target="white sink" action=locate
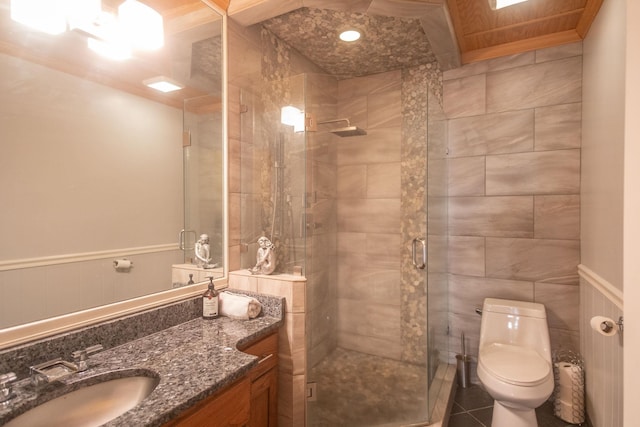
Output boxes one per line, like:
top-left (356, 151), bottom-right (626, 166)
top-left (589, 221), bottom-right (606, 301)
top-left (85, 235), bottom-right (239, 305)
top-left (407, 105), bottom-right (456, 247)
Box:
top-left (5, 374), bottom-right (159, 427)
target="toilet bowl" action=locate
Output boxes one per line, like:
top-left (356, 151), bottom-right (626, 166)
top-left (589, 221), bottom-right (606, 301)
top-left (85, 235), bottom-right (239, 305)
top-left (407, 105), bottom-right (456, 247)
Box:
top-left (477, 298), bottom-right (554, 427)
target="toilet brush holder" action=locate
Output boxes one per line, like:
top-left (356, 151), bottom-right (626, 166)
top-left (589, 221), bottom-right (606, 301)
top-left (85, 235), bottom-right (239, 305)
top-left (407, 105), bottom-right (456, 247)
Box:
top-left (456, 354), bottom-right (471, 388)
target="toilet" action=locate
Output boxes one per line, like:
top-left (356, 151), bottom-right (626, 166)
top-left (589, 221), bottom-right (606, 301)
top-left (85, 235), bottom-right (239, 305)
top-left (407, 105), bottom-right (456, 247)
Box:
top-left (477, 298), bottom-right (554, 427)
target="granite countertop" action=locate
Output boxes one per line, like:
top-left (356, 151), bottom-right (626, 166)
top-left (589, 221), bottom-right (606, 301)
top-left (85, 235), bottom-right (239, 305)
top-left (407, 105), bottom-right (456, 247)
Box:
top-left (0, 314), bottom-right (282, 426)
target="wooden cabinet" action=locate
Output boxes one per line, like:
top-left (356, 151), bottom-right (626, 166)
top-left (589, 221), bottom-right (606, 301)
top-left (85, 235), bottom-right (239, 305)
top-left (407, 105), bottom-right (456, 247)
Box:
top-left (163, 376), bottom-right (251, 427)
top-left (241, 333), bottom-right (279, 427)
top-left (164, 332), bottom-right (278, 427)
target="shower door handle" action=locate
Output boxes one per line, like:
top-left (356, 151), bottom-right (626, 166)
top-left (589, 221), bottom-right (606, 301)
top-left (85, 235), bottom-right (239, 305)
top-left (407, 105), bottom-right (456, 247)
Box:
top-left (412, 237), bottom-right (427, 270)
top-left (179, 229), bottom-right (196, 250)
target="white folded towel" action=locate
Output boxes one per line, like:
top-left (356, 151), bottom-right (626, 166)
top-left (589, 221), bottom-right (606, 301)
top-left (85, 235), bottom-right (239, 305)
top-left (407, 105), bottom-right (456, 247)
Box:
top-left (219, 291), bottom-right (262, 320)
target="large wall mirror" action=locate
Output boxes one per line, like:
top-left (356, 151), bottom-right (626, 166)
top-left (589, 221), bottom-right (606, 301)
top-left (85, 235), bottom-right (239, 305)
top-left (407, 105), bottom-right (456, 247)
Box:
top-left (0, 0), bottom-right (227, 348)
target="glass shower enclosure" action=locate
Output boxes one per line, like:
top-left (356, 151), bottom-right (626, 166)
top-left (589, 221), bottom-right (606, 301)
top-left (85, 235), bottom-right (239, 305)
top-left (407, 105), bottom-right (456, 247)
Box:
top-left (240, 70), bottom-right (448, 426)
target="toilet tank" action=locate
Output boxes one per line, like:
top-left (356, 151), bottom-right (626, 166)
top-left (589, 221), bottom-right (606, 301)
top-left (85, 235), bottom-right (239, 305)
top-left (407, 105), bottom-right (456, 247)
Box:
top-left (479, 298), bottom-right (551, 361)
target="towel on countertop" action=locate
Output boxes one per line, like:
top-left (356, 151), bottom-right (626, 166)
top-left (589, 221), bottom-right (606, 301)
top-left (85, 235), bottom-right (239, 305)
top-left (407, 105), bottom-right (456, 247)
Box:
top-left (219, 291), bottom-right (262, 320)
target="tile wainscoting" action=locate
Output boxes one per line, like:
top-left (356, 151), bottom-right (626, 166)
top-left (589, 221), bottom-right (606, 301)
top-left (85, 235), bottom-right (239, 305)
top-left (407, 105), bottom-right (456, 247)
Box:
top-left (229, 270), bottom-right (306, 427)
top-left (579, 265), bottom-right (623, 427)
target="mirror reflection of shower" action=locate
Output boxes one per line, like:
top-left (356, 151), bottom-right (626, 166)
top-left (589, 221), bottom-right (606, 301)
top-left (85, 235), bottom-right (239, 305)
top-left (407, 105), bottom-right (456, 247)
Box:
top-left (281, 106), bottom-right (368, 137)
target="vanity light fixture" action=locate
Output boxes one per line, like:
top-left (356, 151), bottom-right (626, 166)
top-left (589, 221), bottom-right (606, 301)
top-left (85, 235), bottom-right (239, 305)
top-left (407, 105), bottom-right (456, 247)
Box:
top-left (143, 76), bottom-right (184, 93)
top-left (67, 0), bottom-right (102, 32)
top-left (339, 30), bottom-right (361, 42)
top-left (118, 0), bottom-right (164, 51)
top-left (10, 0), bottom-right (164, 60)
top-left (488, 0), bottom-right (528, 10)
top-left (10, 0), bottom-right (71, 35)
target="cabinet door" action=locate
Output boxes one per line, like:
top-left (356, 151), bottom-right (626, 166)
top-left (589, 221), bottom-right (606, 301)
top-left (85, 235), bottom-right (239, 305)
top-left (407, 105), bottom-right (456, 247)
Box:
top-left (164, 377), bottom-right (251, 427)
top-left (241, 332), bottom-right (278, 427)
top-left (249, 366), bottom-right (278, 427)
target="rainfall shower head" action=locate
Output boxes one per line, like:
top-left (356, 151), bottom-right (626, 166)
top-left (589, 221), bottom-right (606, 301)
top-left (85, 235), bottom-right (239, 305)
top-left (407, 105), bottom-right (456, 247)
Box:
top-left (330, 126), bottom-right (368, 137)
top-left (317, 118), bottom-right (367, 137)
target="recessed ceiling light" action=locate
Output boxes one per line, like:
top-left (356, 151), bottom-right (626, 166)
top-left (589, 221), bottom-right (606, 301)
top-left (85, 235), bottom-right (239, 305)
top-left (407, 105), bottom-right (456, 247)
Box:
top-left (339, 30), bottom-right (361, 42)
top-left (143, 76), bottom-right (184, 93)
top-left (488, 0), bottom-right (528, 10)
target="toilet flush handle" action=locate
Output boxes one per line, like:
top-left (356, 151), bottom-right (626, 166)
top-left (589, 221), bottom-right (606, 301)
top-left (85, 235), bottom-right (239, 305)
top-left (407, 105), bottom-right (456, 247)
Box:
top-left (475, 308), bottom-right (483, 316)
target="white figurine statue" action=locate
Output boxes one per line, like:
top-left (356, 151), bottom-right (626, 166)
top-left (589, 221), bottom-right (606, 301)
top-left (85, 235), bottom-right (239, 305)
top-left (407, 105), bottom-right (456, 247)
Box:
top-left (249, 236), bottom-right (276, 275)
top-left (195, 234), bottom-right (212, 268)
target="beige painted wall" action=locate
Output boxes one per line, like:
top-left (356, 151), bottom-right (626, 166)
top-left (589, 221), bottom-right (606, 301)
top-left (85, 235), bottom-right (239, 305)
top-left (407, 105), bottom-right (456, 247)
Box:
top-left (582, 1), bottom-right (640, 426)
top-left (581, 0), bottom-right (625, 291)
top-left (0, 53), bottom-right (183, 260)
top-left (623, 1), bottom-right (640, 425)
top-left (580, 2), bottom-right (626, 426)
top-left (0, 52), bottom-right (184, 328)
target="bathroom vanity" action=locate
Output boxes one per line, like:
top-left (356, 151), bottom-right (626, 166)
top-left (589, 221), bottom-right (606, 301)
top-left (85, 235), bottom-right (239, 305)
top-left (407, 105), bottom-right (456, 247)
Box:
top-left (0, 292), bottom-right (283, 427)
top-left (164, 332), bottom-right (279, 427)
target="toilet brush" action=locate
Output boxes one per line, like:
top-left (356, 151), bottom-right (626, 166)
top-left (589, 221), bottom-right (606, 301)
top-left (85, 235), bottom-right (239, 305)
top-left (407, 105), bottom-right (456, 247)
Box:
top-left (456, 331), bottom-right (471, 387)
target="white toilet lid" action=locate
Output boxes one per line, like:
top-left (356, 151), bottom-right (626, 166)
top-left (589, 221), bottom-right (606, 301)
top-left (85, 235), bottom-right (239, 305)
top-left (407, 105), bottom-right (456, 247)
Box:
top-left (479, 343), bottom-right (551, 387)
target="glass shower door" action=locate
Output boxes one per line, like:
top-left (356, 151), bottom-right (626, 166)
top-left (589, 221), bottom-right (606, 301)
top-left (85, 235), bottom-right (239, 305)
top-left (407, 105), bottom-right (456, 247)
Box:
top-left (425, 85), bottom-right (449, 419)
top-left (305, 69), bottom-right (449, 426)
top-left (240, 68), bottom-right (449, 426)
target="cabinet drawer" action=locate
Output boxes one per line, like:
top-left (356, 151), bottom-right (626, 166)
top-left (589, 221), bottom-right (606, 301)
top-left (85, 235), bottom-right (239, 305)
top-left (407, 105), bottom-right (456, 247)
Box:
top-left (241, 333), bottom-right (278, 380)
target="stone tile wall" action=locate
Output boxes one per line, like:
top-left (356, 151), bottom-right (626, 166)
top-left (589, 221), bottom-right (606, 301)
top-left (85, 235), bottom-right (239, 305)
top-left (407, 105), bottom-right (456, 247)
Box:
top-left (335, 70), bottom-right (404, 360)
top-left (443, 43), bottom-right (583, 380)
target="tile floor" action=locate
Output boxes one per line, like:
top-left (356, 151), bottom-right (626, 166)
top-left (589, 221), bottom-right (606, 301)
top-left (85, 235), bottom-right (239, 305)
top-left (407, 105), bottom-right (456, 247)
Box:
top-left (307, 348), bottom-right (430, 426)
top-left (449, 384), bottom-right (590, 427)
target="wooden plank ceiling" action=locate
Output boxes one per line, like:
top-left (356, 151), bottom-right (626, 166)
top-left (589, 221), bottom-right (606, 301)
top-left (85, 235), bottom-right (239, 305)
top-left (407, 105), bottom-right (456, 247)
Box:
top-left (1, 0), bottom-right (604, 105)
top-left (446, 0), bottom-right (603, 64)
top-left (224, 0), bottom-right (603, 65)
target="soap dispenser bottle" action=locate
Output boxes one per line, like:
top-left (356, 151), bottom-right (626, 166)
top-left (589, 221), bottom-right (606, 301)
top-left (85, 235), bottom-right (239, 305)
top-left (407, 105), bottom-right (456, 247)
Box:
top-left (202, 276), bottom-right (219, 319)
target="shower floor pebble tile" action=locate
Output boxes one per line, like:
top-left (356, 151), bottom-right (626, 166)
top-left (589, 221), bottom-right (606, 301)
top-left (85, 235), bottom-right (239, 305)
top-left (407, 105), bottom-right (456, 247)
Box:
top-left (449, 384), bottom-right (591, 427)
top-left (307, 348), bottom-right (430, 426)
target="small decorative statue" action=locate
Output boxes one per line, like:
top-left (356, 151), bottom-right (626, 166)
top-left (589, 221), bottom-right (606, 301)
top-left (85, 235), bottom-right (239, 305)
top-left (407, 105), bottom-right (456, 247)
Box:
top-left (195, 233), bottom-right (213, 268)
top-left (249, 236), bottom-right (276, 275)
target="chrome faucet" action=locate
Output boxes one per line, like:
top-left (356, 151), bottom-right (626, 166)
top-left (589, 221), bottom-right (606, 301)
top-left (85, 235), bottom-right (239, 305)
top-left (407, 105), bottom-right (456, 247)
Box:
top-left (0, 372), bottom-right (17, 404)
top-left (30, 344), bottom-right (104, 386)
top-left (71, 344), bottom-right (104, 372)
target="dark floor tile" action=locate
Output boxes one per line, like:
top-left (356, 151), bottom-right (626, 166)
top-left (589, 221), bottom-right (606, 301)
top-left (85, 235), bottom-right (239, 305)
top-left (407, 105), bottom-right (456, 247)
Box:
top-left (448, 412), bottom-right (485, 427)
top-left (450, 402), bottom-right (466, 415)
top-left (454, 385), bottom-right (494, 411)
top-left (450, 385), bottom-right (592, 427)
top-left (536, 400), bottom-right (590, 427)
top-left (468, 407), bottom-right (493, 426)
top-left (449, 384), bottom-right (590, 427)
